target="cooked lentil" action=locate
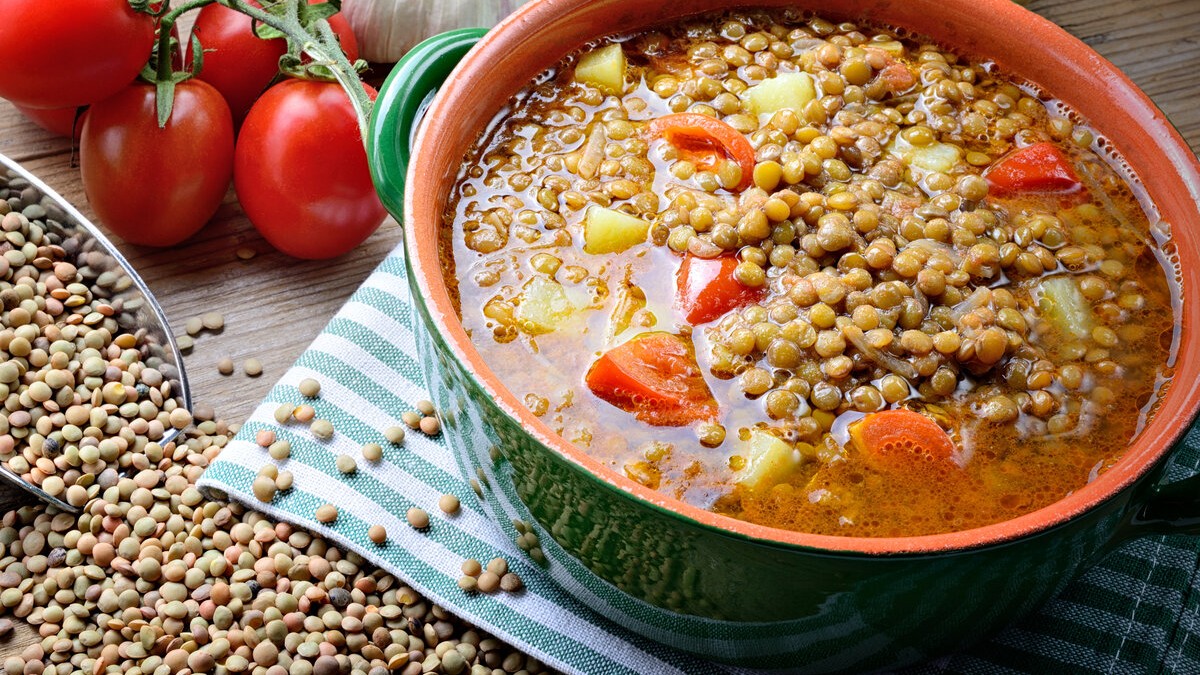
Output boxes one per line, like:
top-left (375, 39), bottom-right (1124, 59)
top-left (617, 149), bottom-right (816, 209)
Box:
top-left (443, 10), bottom-right (1178, 537)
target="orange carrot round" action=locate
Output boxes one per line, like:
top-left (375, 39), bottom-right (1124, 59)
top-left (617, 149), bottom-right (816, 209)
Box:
top-left (848, 409), bottom-right (955, 462)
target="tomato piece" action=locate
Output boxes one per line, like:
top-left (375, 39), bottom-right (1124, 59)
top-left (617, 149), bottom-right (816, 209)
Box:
top-left (234, 79), bottom-right (386, 259)
top-left (676, 254), bottom-right (765, 325)
top-left (80, 81), bottom-right (235, 247)
top-left (188, 0), bottom-right (359, 125)
top-left (646, 113), bottom-right (756, 191)
top-left (866, 48), bottom-right (915, 94)
top-left (0, 0), bottom-right (156, 108)
top-left (984, 142), bottom-right (1083, 195)
top-left (848, 409), bottom-right (956, 463)
top-left (14, 104), bottom-right (86, 141)
top-left (585, 332), bottom-right (717, 426)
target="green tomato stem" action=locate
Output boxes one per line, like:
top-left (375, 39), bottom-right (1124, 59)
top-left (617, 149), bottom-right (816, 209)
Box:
top-left (215, 0), bottom-right (374, 138)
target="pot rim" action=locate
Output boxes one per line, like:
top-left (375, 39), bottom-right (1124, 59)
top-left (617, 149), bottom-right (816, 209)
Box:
top-left (401, 0), bottom-right (1200, 555)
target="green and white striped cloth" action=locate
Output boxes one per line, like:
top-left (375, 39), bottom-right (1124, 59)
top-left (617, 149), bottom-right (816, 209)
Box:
top-left (197, 244), bottom-right (1200, 674)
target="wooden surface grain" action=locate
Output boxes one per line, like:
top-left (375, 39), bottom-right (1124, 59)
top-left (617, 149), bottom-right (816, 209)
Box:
top-left (0, 0), bottom-right (1196, 659)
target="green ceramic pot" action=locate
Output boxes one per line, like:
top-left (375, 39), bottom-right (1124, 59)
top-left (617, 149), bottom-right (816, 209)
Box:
top-left (365, 1), bottom-right (1200, 671)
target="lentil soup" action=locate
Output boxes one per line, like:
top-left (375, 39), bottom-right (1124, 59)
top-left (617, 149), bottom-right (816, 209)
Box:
top-left (441, 10), bottom-right (1178, 537)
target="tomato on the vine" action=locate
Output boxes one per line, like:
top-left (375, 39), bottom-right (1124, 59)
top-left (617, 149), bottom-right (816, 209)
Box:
top-left (0, 0), bottom-right (156, 108)
top-left (234, 78), bottom-right (385, 259)
top-left (80, 80), bottom-right (235, 247)
top-left (187, 0), bottom-right (359, 125)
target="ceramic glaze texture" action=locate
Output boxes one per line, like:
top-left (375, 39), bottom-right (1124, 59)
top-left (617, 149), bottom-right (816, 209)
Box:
top-left (366, 0), bottom-right (1200, 670)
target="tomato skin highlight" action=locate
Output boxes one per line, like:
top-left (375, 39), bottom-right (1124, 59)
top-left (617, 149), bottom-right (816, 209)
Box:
top-left (985, 142), bottom-right (1082, 195)
top-left (646, 113), bottom-right (756, 191)
top-left (0, 0), bottom-right (156, 108)
top-left (676, 254), bottom-right (765, 325)
top-left (80, 81), bottom-right (235, 247)
top-left (585, 332), bottom-right (717, 426)
top-left (234, 79), bottom-right (386, 260)
top-left (188, 1), bottom-right (359, 125)
top-left (848, 409), bottom-right (956, 463)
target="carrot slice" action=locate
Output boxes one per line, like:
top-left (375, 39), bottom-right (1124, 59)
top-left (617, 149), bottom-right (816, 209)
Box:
top-left (984, 142), bottom-right (1083, 195)
top-left (646, 113), bottom-right (756, 191)
top-left (676, 254), bottom-right (765, 325)
top-left (585, 332), bottom-right (717, 426)
top-left (848, 409), bottom-right (956, 462)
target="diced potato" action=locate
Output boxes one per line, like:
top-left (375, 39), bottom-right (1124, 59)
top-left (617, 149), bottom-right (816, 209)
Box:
top-left (887, 135), bottom-right (962, 174)
top-left (735, 430), bottom-right (802, 492)
top-left (515, 277), bottom-right (575, 334)
top-left (1038, 275), bottom-right (1094, 340)
top-left (744, 72), bottom-right (815, 115)
top-left (583, 206), bottom-right (649, 255)
top-left (908, 143), bottom-right (962, 173)
top-left (870, 40), bottom-right (905, 57)
top-left (575, 43), bottom-right (627, 94)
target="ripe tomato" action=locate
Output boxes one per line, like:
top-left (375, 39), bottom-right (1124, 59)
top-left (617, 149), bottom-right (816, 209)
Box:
top-left (234, 78), bottom-right (385, 259)
top-left (13, 104), bottom-right (87, 140)
top-left (188, 1), bottom-right (359, 125)
top-left (80, 80), bottom-right (235, 247)
top-left (0, 0), bottom-right (156, 108)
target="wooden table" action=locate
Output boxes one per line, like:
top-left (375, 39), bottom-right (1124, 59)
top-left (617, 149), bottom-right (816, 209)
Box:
top-left (0, 0), bottom-right (1196, 659)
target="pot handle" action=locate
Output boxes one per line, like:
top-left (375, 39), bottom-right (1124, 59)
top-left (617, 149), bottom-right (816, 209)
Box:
top-left (1121, 472), bottom-right (1200, 537)
top-left (367, 28), bottom-right (489, 218)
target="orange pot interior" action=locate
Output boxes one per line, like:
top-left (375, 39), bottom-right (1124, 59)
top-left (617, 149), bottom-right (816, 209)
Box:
top-left (404, 0), bottom-right (1200, 554)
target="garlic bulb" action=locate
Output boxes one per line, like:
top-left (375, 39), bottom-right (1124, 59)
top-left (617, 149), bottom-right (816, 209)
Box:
top-left (341, 0), bottom-right (528, 64)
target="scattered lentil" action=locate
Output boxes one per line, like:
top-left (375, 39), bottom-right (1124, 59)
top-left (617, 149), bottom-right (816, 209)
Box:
top-left (244, 357), bottom-right (263, 377)
top-left (294, 404), bottom-right (316, 423)
top-left (252, 475), bottom-right (277, 502)
top-left (176, 334), bottom-right (194, 351)
top-left (298, 377), bottom-right (322, 397)
top-left (272, 403), bottom-right (293, 424)
top-left (315, 503), bottom-right (339, 523)
top-left (217, 357), bottom-right (235, 375)
top-left (310, 418), bottom-right (334, 440)
top-left (500, 573), bottom-right (525, 592)
top-left (255, 429), bottom-right (276, 447)
top-left (335, 453), bottom-right (357, 474)
top-left (420, 415), bottom-right (442, 436)
top-left (235, 246), bottom-right (257, 260)
top-left (268, 439), bottom-right (291, 460)
top-left (439, 493), bottom-right (461, 514)
top-left (401, 411), bottom-right (421, 429)
top-left (384, 426), bottom-right (406, 444)
top-left (368, 524), bottom-right (387, 545)
top-left (361, 442), bottom-right (383, 462)
top-left (407, 507), bottom-right (430, 530)
top-left (476, 571), bottom-right (501, 594)
top-left (417, 399), bottom-right (436, 415)
top-left (201, 311), bottom-right (225, 331)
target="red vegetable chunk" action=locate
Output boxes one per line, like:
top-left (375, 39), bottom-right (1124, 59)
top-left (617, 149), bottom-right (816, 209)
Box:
top-left (646, 113), bottom-right (756, 191)
top-left (849, 409), bottom-right (956, 463)
top-left (985, 142), bottom-right (1082, 195)
top-left (676, 254), bottom-right (765, 325)
top-left (585, 332), bottom-right (717, 426)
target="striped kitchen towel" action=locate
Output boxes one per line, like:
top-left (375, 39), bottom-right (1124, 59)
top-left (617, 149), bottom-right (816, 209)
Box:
top-left (198, 243), bottom-right (1200, 674)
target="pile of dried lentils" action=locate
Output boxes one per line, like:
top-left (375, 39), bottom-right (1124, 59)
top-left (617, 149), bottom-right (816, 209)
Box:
top-left (0, 171), bottom-right (550, 675)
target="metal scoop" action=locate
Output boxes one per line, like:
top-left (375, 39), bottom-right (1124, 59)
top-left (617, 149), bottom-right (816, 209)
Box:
top-left (0, 152), bottom-right (191, 514)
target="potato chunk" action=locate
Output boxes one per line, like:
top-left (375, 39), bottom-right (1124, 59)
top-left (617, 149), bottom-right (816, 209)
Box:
top-left (744, 72), bottom-right (815, 115)
top-left (516, 277), bottom-right (575, 334)
top-left (1038, 275), bottom-right (1095, 340)
top-left (575, 43), bottom-right (626, 94)
top-left (583, 206), bottom-right (649, 255)
top-left (736, 431), bottom-right (802, 492)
